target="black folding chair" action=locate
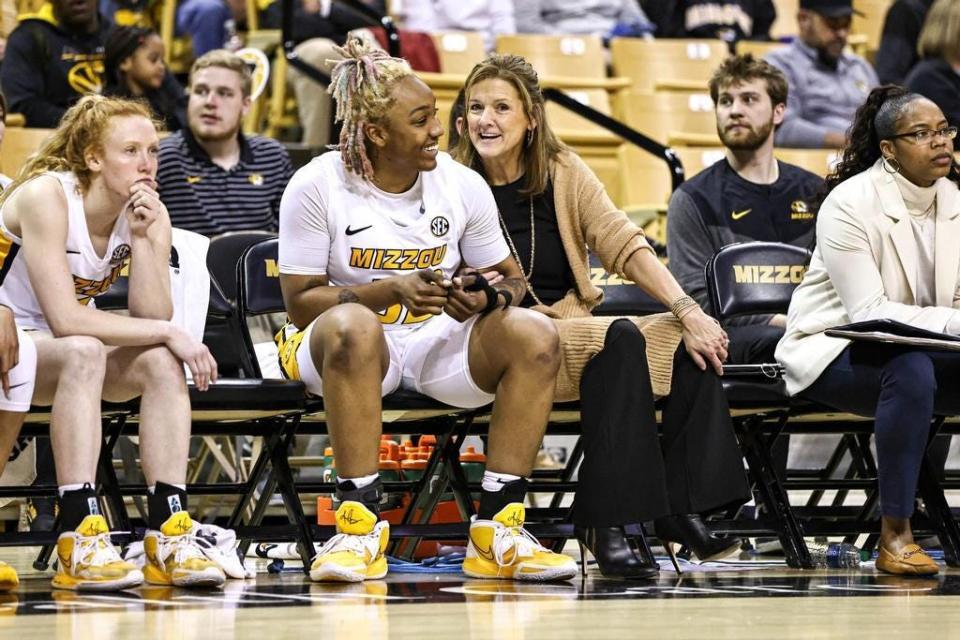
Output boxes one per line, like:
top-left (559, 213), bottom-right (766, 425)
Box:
top-left (705, 241), bottom-right (815, 567)
top-left (236, 238), bottom-right (489, 564)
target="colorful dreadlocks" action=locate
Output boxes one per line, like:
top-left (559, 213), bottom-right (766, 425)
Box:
top-left (327, 37), bottom-right (413, 180)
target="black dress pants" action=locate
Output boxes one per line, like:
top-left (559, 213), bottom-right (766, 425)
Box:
top-left (572, 320), bottom-right (751, 526)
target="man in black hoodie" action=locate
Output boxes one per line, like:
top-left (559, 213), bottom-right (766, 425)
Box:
top-left (1, 0), bottom-right (110, 127)
top-left (640, 0), bottom-right (776, 42)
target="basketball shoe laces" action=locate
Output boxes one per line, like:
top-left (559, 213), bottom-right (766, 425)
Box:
top-left (153, 528), bottom-right (207, 566)
top-left (490, 525), bottom-right (547, 568)
top-left (72, 530), bottom-right (126, 569)
top-left (314, 528), bottom-right (378, 562)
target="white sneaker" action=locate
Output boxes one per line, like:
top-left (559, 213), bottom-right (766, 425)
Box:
top-left (309, 501), bottom-right (389, 583)
top-left (143, 512), bottom-right (226, 588)
top-left (53, 515), bottom-right (144, 591)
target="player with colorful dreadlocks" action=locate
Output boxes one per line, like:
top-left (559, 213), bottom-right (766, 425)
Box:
top-left (276, 38), bottom-right (577, 583)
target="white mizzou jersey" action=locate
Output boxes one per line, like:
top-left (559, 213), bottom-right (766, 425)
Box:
top-left (279, 151), bottom-right (509, 332)
top-left (0, 171), bottom-right (132, 331)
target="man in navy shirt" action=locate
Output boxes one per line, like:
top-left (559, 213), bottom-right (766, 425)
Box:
top-left (668, 54), bottom-right (823, 364)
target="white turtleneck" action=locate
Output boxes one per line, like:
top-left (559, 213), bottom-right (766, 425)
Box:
top-left (892, 169), bottom-right (937, 308)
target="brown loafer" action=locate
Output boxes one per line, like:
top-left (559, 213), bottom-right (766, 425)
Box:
top-left (875, 544), bottom-right (939, 576)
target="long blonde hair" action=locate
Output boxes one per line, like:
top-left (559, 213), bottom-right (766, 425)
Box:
top-left (328, 37), bottom-right (413, 180)
top-left (451, 54), bottom-right (565, 197)
top-left (0, 95), bottom-right (158, 205)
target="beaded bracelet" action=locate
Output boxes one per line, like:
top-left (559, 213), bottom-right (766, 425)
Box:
top-left (670, 295), bottom-right (699, 320)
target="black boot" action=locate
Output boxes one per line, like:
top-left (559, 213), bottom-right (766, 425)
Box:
top-left (654, 514), bottom-right (741, 561)
top-left (575, 525), bottom-right (659, 579)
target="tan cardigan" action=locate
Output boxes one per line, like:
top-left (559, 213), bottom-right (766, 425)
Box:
top-left (528, 150), bottom-right (683, 401)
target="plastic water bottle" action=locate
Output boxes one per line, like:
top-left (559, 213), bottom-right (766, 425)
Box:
top-left (810, 542), bottom-right (862, 568)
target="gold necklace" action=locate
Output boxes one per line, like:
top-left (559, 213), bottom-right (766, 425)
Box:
top-left (497, 196), bottom-right (545, 307)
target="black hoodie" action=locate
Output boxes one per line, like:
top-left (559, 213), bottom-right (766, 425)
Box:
top-left (641, 0), bottom-right (775, 42)
top-left (1, 9), bottom-right (111, 127)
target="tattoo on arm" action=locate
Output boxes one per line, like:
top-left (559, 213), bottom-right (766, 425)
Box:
top-left (494, 277), bottom-right (525, 306)
top-left (337, 289), bottom-right (360, 305)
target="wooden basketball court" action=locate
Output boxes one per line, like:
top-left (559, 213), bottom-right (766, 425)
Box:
top-left (1, 545), bottom-right (957, 639)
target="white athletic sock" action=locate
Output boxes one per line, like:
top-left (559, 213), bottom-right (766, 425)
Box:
top-left (482, 470), bottom-right (522, 492)
top-left (58, 483), bottom-right (86, 497)
top-left (337, 472), bottom-right (379, 490)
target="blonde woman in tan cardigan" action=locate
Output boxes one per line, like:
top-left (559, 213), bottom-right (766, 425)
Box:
top-left (451, 54), bottom-right (751, 578)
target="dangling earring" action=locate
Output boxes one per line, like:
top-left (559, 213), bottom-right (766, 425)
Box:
top-left (883, 156), bottom-right (901, 174)
top-left (526, 128), bottom-right (534, 147)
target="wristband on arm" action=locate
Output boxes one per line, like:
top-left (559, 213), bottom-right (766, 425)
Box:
top-left (463, 272), bottom-right (512, 313)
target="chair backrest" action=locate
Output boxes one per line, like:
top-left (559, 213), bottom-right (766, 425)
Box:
top-left (431, 31), bottom-right (487, 74)
top-left (620, 91), bottom-right (719, 146)
top-left (0, 128), bottom-right (54, 177)
top-left (610, 38), bottom-right (729, 93)
top-left (705, 241), bottom-right (812, 321)
top-left (774, 148), bottom-right (840, 178)
top-left (769, 0), bottom-right (800, 38)
top-left (495, 34), bottom-right (607, 79)
top-left (208, 230), bottom-right (277, 303)
top-left (546, 88), bottom-right (615, 136)
top-left (238, 237), bottom-right (283, 317)
top-left (735, 40), bottom-right (787, 59)
top-left (619, 145), bottom-right (726, 210)
top-left (588, 253), bottom-right (667, 316)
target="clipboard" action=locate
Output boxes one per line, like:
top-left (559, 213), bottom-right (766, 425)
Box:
top-left (825, 319), bottom-right (960, 351)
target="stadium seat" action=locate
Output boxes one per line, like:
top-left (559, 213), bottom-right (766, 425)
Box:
top-left (430, 31), bottom-right (487, 74)
top-left (769, 0), bottom-right (800, 39)
top-left (0, 128), bottom-right (54, 178)
top-left (610, 38), bottom-right (730, 94)
top-left (495, 34), bottom-right (608, 80)
top-left (774, 148), bottom-right (840, 178)
top-left (735, 40), bottom-right (788, 58)
top-left (620, 91), bottom-right (720, 147)
top-left (619, 145), bottom-right (726, 211)
top-left (159, 0), bottom-right (194, 74)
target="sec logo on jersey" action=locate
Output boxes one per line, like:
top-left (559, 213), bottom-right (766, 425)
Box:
top-left (430, 216), bottom-right (449, 238)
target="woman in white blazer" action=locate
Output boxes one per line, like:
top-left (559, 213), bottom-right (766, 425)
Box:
top-left (776, 86), bottom-right (960, 576)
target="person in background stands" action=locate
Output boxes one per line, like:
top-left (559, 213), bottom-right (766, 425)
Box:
top-left (874, 0), bottom-right (933, 85)
top-left (1, 0), bottom-right (110, 127)
top-left (104, 25), bottom-right (187, 132)
top-left (905, 0), bottom-right (960, 128)
top-left (400, 0), bottom-right (514, 51)
top-left (157, 50), bottom-right (292, 235)
top-left (765, 0), bottom-right (878, 148)
top-left (514, 0), bottom-right (655, 41)
top-left (668, 54), bottom-right (823, 365)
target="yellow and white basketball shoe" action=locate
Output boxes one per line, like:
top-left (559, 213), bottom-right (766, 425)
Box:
top-left (464, 503), bottom-right (578, 581)
top-left (309, 501), bottom-right (389, 582)
top-left (143, 512), bottom-right (226, 588)
top-left (0, 562), bottom-right (18, 591)
top-left (53, 515), bottom-right (144, 591)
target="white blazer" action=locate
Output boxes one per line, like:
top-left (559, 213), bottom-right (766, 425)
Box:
top-left (776, 159), bottom-right (960, 395)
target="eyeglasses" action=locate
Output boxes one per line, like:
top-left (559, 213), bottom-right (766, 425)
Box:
top-left (888, 126), bottom-right (958, 145)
